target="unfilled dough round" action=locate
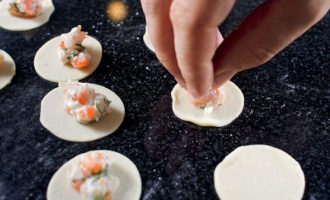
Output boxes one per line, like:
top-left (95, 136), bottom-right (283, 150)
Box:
top-left (34, 36), bottom-right (102, 82)
top-left (214, 145), bottom-right (305, 200)
top-left (40, 83), bottom-right (125, 142)
top-left (0, 49), bottom-right (15, 89)
top-left (0, 0), bottom-right (55, 31)
top-left (143, 26), bottom-right (155, 53)
top-left (171, 81), bottom-right (244, 127)
top-left (47, 150), bottom-right (142, 200)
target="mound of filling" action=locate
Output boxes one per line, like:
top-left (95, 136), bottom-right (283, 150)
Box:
top-left (8, 0), bottom-right (41, 18)
top-left (188, 88), bottom-right (225, 113)
top-left (58, 25), bottom-right (91, 69)
top-left (68, 152), bottom-right (119, 200)
top-left (59, 81), bottom-right (111, 124)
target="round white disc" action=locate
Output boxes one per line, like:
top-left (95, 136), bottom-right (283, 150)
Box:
top-left (40, 83), bottom-right (125, 142)
top-left (171, 81), bottom-right (244, 127)
top-left (143, 27), bottom-right (155, 53)
top-left (34, 36), bottom-right (102, 82)
top-left (47, 150), bottom-right (142, 200)
top-left (0, 49), bottom-right (15, 89)
top-left (214, 145), bottom-right (305, 200)
top-left (0, 0), bottom-right (55, 31)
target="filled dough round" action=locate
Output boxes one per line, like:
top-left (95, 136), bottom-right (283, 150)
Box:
top-left (143, 26), bottom-right (155, 53)
top-left (214, 145), bottom-right (305, 200)
top-left (40, 83), bottom-right (125, 142)
top-left (47, 150), bottom-right (142, 200)
top-left (34, 36), bottom-right (102, 82)
top-left (0, 49), bottom-right (15, 89)
top-left (171, 81), bottom-right (244, 127)
top-left (0, 0), bottom-right (55, 31)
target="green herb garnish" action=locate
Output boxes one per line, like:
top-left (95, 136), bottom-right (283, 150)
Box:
top-left (11, 2), bottom-right (25, 14)
top-left (69, 50), bottom-right (78, 61)
top-left (94, 195), bottom-right (104, 200)
top-left (91, 164), bottom-right (109, 183)
top-left (76, 44), bottom-right (85, 52)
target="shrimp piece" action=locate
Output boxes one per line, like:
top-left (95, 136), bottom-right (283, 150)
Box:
top-left (9, 0), bottom-right (41, 18)
top-left (71, 52), bottom-right (91, 69)
top-left (188, 88), bottom-right (225, 108)
top-left (61, 25), bottom-right (87, 50)
top-left (79, 152), bottom-right (105, 177)
top-left (59, 41), bottom-right (66, 50)
top-left (76, 106), bottom-right (97, 122)
top-left (73, 91), bottom-right (87, 105)
top-left (72, 179), bottom-right (83, 191)
top-left (59, 26), bottom-right (91, 68)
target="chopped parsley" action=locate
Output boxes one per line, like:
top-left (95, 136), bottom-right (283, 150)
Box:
top-left (76, 44), bottom-right (85, 52)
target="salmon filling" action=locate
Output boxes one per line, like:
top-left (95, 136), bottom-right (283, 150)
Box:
top-left (59, 81), bottom-right (111, 124)
top-left (58, 25), bottom-right (91, 69)
top-left (188, 88), bottom-right (225, 113)
top-left (68, 152), bottom-right (119, 200)
top-left (8, 0), bottom-right (41, 18)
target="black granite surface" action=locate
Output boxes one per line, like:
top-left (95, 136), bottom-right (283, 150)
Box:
top-left (0, 0), bottom-right (329, 199)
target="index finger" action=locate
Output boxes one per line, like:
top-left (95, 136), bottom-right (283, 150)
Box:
top-left (170, 0), bottom-right (235, 97)
top-left (141, 0), bottom-right (186, 88)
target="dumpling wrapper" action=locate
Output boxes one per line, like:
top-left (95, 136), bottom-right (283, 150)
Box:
top-left (0, 0), bottom-right (55, 31)
top-left (171, 81), bottom-right (244, 127)
top-left (214, 145), bottom-right (305, 200)
top-left (34, 36), bottom-right (102, 82)
top-left (47, 150), bottom-right (142, 200)
top-left (0, 49), bottom-right (15, 89)
top-left (40, 83), bottom-right (125, 142)
top-left (143, 26), bottom-right (155, 53)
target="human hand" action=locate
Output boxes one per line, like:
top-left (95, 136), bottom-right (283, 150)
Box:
top-left (141, 0), bottom-right (329, 97)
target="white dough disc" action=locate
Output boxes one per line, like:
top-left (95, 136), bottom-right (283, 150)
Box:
top-left (0, 0), bottom-right (55, 31)
top-left (40, 83), bottom-right (125, 142)
top-left (34, 36), bottom-right (102, 82)
top-left (143, 26), bottom-right (155, 53)
top-left (0, 49), bottom-right (15, 89)
top-left (171, 81), bottom-right (244, 127)
top-left (214, 145), bottom-right (305, 200)
top-left (47, 150), bottom-right (142, 200)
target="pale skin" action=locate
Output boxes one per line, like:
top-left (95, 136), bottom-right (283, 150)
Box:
top-left (141, 0), bottom-right (330, 98)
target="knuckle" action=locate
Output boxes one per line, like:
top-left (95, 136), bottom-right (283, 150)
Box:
top-left (246, 45), bottom-right (276, 66)
top-left (170, 1), bottom-right (198, 29)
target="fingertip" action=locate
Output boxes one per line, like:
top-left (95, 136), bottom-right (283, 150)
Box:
top-left (188, 80), bottom-right (213, 98)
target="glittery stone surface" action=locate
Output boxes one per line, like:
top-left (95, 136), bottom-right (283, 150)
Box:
top-left (0, 0), bottom-right (329, 199)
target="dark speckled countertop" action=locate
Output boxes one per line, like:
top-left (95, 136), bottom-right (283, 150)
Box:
top-left (0, 0), bottom-right (329, 199)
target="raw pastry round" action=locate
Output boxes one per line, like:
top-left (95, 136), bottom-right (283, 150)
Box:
top-left (0, 49), bottom-right (15, 89)
top-left (171, 81), bottom-right (244, 127)
top-left (34, 36), bottom-right (102, 82)
top-left (143, 26), bottom-right (155, 53)
top-left (40, 83), bottom-right (125, 142)
top-left (214, 145), bottom-right (305, 200)
top-left (47, 150), bottom-right (142, 200)
top-left (0, 0), bottom-right (55, 31)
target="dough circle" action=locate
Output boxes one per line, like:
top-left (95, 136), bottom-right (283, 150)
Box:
top-left (34, 36), bottom-right (102, 82)
top-left (0, 49), bottom-right (16, 89)
top-left (171, 81), bottom-right (244, 127)
top-left (143, 26), bottom-right (155, 53)
top-left (0, 0), bottom-right (55, 31)
top-left (47, 150), bottom-right (142, 200)
top-left (214, 145), bottom-right (305, 200)
top-left (40, 83), bottom-right (125, 142)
